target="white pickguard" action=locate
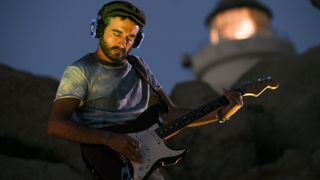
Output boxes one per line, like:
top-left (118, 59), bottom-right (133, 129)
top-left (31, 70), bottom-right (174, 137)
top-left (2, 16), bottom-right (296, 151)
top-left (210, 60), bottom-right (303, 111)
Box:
top-left (128, 124), bottom-right (185, 180)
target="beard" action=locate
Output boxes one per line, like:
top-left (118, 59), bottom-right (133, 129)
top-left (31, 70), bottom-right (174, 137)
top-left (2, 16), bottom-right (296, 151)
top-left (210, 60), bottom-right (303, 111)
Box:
top-left (99, 39), bottom-right (128, 63)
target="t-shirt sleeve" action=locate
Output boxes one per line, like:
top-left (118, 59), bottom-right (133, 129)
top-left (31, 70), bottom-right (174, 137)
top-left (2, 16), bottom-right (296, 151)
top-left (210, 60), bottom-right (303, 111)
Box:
top-left (54, 65), bottom-right (88, 104)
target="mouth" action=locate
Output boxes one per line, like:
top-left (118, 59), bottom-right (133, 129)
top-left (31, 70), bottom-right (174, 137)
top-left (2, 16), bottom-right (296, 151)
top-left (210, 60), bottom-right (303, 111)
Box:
top-left (111, 48), bottom-right (125, 56)
top-left (112, 47), bottom-right (124, 52)
top-left (113, 49), bottom-right (121, 53)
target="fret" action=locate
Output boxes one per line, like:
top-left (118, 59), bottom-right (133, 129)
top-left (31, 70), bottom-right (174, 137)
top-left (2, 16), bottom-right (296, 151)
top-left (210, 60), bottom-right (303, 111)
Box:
top-left (181, 115), bottom-right (189, 123)
top-left (161, 127), bottom-right (175, 138)
top-left (188, 111), bottom-right (197, 120)
top-left (202, 104), bottom-right (211, 113)
top-left (197, 107), bottom-right (206, 117)
top-left (178, 118), bottom-right (187, 127)
top-left (217, 97), bottom-right (226, 106)
top-left (170, 121), bottom-right (183, 130)
top-left (197, 109), bottom-right (205, 118)
top-left (207, 102), bottom-right (217, 110)
top-left (175, 121), bottom-right (185, 130)
top-left (212, 101), bottom-right (220, 108)
top-left (185, 113), bottom-right (195, 122)
top-left (199, 105), bottom-right (208, 114)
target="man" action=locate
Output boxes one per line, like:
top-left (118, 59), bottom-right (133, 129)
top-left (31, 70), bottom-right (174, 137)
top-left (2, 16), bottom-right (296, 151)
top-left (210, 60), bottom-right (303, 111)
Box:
top-left (47, 1), bottom-right (243, 180)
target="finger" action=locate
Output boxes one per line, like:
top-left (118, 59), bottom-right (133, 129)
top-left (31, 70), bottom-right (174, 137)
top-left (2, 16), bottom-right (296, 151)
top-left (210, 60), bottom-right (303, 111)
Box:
top-left (232, 92), bottom-right (242, 106)
top-left (238, 95), bottom-right (243, 106)
top-left (223, 89), bottom-right (236, 104)
top-left (131, 144), bottom-right (143, 160)
top-left (223, 89), bottom-right (242, 105)
top-left (131, 140), bottom-right (140, 149)
top-left (126, 145), bottom-right (143, 163)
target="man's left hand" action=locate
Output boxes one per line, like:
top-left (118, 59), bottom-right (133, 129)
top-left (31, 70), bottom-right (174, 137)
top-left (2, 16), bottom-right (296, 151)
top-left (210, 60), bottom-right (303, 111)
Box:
top-left (220, 88), bottom-right (243, 120)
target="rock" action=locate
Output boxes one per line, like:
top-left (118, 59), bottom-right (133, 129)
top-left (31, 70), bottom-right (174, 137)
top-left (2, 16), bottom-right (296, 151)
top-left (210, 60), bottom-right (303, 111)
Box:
top-left (0, 64), bottom-right (86, 179)
top-left (0, 154), bottom-right (83, 180)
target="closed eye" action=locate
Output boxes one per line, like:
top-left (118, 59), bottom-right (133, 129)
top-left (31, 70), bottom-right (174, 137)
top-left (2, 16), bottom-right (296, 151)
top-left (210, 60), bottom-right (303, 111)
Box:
top-left (112, 30), bottom-right (121, 37)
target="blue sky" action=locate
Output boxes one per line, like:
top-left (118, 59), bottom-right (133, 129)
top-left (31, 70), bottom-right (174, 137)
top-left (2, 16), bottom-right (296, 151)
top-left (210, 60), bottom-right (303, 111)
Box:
top-left (1, 0), bottom-right (319, 93)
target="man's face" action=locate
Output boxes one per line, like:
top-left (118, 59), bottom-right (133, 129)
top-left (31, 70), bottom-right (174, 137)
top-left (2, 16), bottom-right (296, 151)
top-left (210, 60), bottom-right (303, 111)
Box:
top-left (100, 17), bottom-right (140, 63)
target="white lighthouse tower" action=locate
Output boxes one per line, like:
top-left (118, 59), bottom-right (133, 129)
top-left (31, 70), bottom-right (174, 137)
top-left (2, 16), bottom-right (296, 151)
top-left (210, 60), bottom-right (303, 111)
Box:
top-left (187, 0), bottom-right (295, 93)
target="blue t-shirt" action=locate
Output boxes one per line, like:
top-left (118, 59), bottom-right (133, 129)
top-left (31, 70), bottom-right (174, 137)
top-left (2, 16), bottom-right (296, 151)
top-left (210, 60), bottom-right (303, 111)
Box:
top-left (55, 54), bottom-right (162, 128)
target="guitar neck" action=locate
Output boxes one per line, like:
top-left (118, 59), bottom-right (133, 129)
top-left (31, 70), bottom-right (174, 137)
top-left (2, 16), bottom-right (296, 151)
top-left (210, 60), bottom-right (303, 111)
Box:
top-left (155, 90), bottom-right (241, 139)
top-left (155, 77), bottom-right (279, 140)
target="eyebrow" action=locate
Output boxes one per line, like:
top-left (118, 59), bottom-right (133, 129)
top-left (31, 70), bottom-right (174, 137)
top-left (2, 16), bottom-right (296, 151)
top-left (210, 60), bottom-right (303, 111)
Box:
top-left (112, 29), bottom-right (136, 38)
top-left (112, 29), bottom-right (122, 34)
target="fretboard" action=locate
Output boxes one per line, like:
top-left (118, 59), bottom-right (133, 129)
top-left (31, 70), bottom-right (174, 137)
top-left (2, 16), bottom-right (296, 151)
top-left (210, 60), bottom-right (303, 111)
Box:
top-left (155, 95), bottom-right (230, 139)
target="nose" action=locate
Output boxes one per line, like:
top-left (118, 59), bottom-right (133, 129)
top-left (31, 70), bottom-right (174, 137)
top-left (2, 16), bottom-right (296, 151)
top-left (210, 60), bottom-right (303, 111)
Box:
top-left (117, 37), bottom-right (129, 48)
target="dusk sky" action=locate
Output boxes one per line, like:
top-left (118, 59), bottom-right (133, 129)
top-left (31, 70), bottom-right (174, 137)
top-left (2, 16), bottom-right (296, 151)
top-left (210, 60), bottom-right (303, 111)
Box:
top-left (1, 0), bottom-right (319, 93)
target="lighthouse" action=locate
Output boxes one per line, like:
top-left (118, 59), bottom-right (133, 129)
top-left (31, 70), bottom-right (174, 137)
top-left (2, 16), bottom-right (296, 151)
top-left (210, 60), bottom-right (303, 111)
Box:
top-left (186, 0), bottom-right (295, 93)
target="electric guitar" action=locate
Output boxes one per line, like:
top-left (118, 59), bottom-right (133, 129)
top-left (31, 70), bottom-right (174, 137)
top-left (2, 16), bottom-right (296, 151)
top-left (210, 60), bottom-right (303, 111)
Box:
top-left (81, 77), bottom-right (279, 180)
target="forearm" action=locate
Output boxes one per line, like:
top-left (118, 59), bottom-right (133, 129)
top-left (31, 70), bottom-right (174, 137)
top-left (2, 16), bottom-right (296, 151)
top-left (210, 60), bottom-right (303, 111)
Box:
top-left (182, 89), bottom-right (243, 127)
top-left (188, 101), bottom-right (241, 127)
top-left (48, 116), bottom-right (111, 145)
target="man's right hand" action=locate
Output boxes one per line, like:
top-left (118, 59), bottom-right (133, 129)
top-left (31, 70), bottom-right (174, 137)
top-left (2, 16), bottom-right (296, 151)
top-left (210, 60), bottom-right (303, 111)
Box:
top-left (105, 132), bottom-right (143, 163)
top-left (48, 98), bottom-right (143, 163)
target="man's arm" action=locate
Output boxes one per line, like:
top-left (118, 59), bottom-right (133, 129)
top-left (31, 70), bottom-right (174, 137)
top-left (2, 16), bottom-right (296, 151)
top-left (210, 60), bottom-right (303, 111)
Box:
top-left (160, 89), bottom-right (243, 127)
top-left (189, 88), bottom-right (243, 127)
top-left (47, 98), bottom-right (142, 162)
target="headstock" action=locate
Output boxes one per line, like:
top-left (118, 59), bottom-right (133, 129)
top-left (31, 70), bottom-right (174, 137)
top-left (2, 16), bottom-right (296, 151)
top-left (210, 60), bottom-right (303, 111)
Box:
top-left (237, 77), bottom-right (279, 97)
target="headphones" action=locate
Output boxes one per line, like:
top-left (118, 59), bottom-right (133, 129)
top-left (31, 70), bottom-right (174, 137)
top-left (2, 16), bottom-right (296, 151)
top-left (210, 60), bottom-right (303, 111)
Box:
top-left (90, 1), bottom-right (146, 49)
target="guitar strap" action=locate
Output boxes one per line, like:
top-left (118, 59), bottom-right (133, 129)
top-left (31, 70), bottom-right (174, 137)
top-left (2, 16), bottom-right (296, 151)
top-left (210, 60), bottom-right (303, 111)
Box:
top-left (127, 55), bottom-right (176, 110)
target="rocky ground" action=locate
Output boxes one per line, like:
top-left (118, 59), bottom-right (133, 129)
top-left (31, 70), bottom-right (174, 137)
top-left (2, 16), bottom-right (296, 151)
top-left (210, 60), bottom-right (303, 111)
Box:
top-left (0, 65), bottom-right (86, 179)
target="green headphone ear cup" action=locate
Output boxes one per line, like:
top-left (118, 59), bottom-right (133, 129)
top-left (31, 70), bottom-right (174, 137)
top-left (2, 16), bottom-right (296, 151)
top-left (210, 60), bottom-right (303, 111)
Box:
top-left (95, 18), bottom-right (105, 38)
